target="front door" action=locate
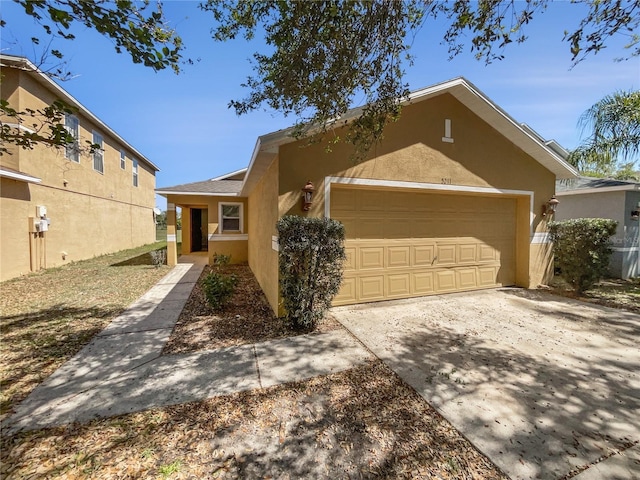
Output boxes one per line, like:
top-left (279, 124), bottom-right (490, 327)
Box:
top-left (191, 208), bottom-right (202, 252)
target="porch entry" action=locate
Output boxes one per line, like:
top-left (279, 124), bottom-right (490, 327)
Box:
top-left (190, 208), bottom-right (208, 252)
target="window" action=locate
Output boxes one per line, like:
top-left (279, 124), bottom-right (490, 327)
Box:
top-left (132, 159), bottom-right (138, 187)
top-left (92, 131), bottom-right (104, 173)
top-left (64, 114), bottom-right (79, 162)
top-left (120, 149), bottom-right (126, 169)
top-left (219, 203), bottom-right (243, 233)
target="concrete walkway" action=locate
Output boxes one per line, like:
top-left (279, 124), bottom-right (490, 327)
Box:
top-left (4, 262), bottom-right (370, 434)
top-left (332, 289), bottom-right (640, 480)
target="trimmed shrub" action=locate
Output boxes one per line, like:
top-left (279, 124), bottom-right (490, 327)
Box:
top-left (548, 218), bottom-right (618, 294)
top-left (277, 215), bottom-right (346, 330)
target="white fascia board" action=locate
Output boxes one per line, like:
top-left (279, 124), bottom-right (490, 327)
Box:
top-left (2, 123), bottom-right (36, 134)
top-left (445, 79), bottom-right (578, 179)
top-left (1, 54), bottom-right (159, 172)
top-left (239, 76), bottom-right (579, 194)
top-left (0, 167), bottom-right (42, 183)
top-left (155, 190), bottom-right (239, 197)
top-left (209, 168), bottom-right (248, 182)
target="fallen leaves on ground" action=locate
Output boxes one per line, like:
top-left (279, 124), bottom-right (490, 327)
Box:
top-left (163, 264), bottom-right (340, 355)
top-left (548, 276), bottom-right (640, 314)
top-left (0, 361), bottom-right (508, 480)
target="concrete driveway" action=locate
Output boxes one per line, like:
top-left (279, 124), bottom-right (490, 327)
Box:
top-left (332, 288), bottom-right (640, 480)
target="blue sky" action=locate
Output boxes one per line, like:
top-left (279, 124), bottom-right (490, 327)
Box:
top-left (2, 1), bottom-right (639, 210)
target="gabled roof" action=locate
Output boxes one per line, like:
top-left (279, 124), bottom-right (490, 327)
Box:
top-left (0, 54), bottom-right (159, 172)
top-left (556, 177), bottom-right (640, 195)
top-left (156, 169), bottom-right (246, 196)
top-left (241, 77), bottom-right (578, 196)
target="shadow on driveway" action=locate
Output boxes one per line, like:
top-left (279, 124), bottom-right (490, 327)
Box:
top-left (332, 288), bottom-right (640, 480)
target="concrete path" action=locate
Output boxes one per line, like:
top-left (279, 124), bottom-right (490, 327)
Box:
top-left (332, 289), bottom-right (640, 480)
top-left (4, 262), bottom-right (370, 434)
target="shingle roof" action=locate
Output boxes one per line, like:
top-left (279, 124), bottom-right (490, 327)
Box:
top-left (556, 177), bottom-right (640, 192)
top-left (156, 178), bottom-right (243, 195)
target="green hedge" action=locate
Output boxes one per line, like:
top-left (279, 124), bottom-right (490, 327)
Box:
top-left (277, 215), bottom-right (346, 330)
top-left (548, 218), bottom-right (617, 294)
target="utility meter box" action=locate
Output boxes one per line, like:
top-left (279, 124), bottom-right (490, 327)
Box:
top-left (36, 205), bottom-right (47, 218)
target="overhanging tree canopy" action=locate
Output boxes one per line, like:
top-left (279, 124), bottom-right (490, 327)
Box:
top-left (2, 0), bottom-right (639, 155)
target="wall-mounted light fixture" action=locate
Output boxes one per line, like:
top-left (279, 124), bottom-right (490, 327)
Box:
top-left (632, 202), bottom-right (640, 221)
top-left (542, 195), bottom-right (560, 217)
top-left (301, 181), bottom-right (315, 211)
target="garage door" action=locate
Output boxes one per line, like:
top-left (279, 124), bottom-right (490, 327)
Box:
top-left (331, 187), bottom-right (516, 305)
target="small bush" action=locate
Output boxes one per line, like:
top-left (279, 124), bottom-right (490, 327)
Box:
top-left (212, 252), bottom-right (231, 267)
top-left (202, 271), bottom-right (238, 310)
top-left (277, 215), bottom-right (346, 330)
top-left (548, 218), bottom-right (618, 295)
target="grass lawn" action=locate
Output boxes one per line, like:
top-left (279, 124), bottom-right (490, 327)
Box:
top-left (0, 242), bottom-right (171, 422)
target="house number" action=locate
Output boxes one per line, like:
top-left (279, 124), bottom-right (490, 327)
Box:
top-left (441, 178), bottom-right (452, 185)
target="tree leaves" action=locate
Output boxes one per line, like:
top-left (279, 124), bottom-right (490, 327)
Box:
top-left (12, 0), bottom-right (184, 73)
top-left (205, 0), bottom-right (640, 157)
top-left (568, 89), bottom-right (640, 178)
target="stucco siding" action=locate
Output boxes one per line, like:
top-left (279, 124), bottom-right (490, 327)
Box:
top-left (0, 178), bottom-right (32, 279)
top-left (248, 157), bottom-right (280, 314)
top-left (277, 93), bottom-right (556, 289)
top-left (1, 62), bottom-right (157, 282)
top-left (162, 194), bottom-right (249, 264)
top-left (623, 192), bottom-right (639, 278)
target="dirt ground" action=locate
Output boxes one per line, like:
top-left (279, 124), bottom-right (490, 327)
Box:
top-left (163, 264), bottom-right (341, 354)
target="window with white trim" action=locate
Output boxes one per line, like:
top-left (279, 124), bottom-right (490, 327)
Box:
top-left (132, 159), bottom-right (138, 187)
top-left (92, 131), bottom-right (104, 173)
top-left (64, 114), bottom-right (80, 162)
top-left (120, 149), bottom-right (126, 169)
top-left (219, 203), bottom-right (243, 233)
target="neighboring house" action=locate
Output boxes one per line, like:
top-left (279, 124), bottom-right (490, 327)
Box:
top-left (0, 54), bottom-right (159, 282)
top-left (555, 177), bottom-right (640, 279)
top-left (157, 77), bottom-right (577, 314)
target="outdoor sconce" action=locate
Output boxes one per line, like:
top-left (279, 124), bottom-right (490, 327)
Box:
top-left (632, 207), bottom-right (640, 221)
top-left (542, 195), bottom-right (560, 217)
top-left (301, 181), bottom-right (315, 211)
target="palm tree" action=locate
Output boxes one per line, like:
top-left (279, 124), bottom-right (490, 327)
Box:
top-left (568, 89), bottom-right (640, 179)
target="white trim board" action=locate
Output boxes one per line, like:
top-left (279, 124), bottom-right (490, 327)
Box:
top-left (156, 191), bottom-right (239, 197)
top-left (612, 246), bottom-right (639, 252)
top-left (531, 232), bottom-right (551, 244)
top-left (0, 168), bottom-right (41, 184)
top-left (208, 234), bottom-right (248, 242)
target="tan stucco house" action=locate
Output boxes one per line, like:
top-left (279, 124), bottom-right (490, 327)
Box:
top-left (555, 177), bottom-right (640, 279)
top-left (1, 54), bottom-right (159, 282)
top-left (157, 78), bottom-right (578, 314)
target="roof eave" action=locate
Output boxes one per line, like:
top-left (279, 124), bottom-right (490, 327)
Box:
top-left (556, 184), bottom-right (640, 195)
top-left (0, 167), bottom-right (42, 183)
top-left (155, 190), bottom-right (241, 197)
top-left (1, 54), bottom-right (160, 172)
top-left (239, 77), bottom-right (578, 193)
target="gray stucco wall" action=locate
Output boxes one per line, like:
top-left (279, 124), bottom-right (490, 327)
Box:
top-left (555, 190), bottom-right (639, 279)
